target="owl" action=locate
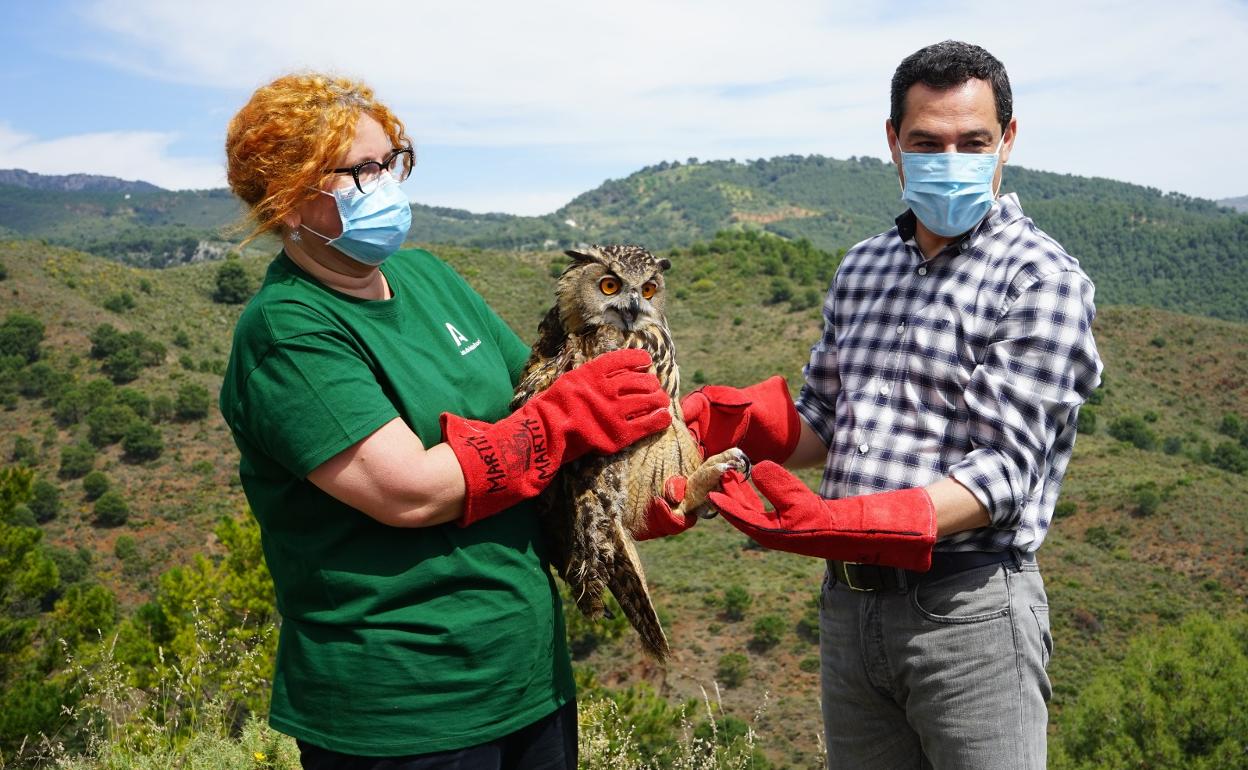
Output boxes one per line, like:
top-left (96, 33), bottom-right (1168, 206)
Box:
top-left (511, 244), bottom-right (749, 661)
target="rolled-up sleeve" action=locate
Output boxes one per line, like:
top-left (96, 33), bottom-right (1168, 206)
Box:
top-left (949, 270), bottom-right (1102, 529)
top-left (795, 286), bottom-right (842, 449)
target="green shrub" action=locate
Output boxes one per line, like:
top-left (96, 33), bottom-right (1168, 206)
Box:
top-left (1085, 525), bottom-right (1117, 551)
top-left (1054, 500), bottom-right (1078, 520)
top-left (213, 260), bottom-right (254, 304)
top-left (90, 325), bottom-right (165, 382)
top-left (1051, 613), bottom-right (1248, 770)
top-left (114, 534), bottom-right (138, 562)
top-left (797, 596), bottom-right (821, 642)
top-left (1209, 441), bottom-right (1248, 474)
top-left (89, 324), bottom-right (125, 360)
top-left (1108, 415), bottom-right (1157, 451)
top-left (46, 545), bottom-right (93, 587)
top-left (799, 656), bottom-right (821, 673)
top-left (750, 615), bottom-right (786, 651)
top-left (172, 329), bottom-right (191, 348)
top-left (1077, 406), bottom-right (1097, 434)
top-left (103, 291), bottom-right (136, 313)
top-left (53, 387), bottom-right (89, 427)
top-left (18, 362), bottom-right (65, 399)
top-left (6, 502), bottom-right (36, 527)
top-left (93, 490), bottom-right (130, 526)
top-left (721, 585), bottom-right (752, 621)
top-left (82, 471), bottom-right (111, 501)
top-left (1162, 436), bottom-right (1183, 455)
top-left (0, 312), bottom-right (45, 363)
top-left (86, 403), bottom-right (139, 447)
top-left (175, 382), bottom-right (211, 421)
top-left (117, 388), bottom-right (151, 419)
top-left (59, 441), bottom-right (97, 479)
top-left (0, 261), bottom-right (6, 280)
top-left (1218, 413), bottom-right (1244, 438)
top-left (11, 435), bottom-right (38, 466)
top-left (151, 394), bottom-right (175, 423)
top-left (29, 478), bottom-right (61, 523)
top-left (101, 347), bottom-right (142, 383)
top-left (1133, 484), bottom-right (1161, 517)
top-left (716, 652), bottom-right (750, 688)
top-left (121, 421), bottom-right (163, 462)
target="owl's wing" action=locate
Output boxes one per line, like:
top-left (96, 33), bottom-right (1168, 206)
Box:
top-left (510, 306), bottom-right (567, 410)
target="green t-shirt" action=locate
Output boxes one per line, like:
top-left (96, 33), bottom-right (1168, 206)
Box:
top-left (218, 249), bottom-right (573, 755)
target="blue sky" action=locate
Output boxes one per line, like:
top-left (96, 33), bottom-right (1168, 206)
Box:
top-left (2, 0), bottom-right (1246, 215)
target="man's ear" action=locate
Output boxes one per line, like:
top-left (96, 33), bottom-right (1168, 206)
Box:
top-left (885, 117), bottom-right (901, 163)
top-left (1000, 117), bottom-right (1018, 165)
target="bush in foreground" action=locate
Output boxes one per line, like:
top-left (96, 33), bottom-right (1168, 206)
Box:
top-left (1051, 613), bottom-right (1247, 769)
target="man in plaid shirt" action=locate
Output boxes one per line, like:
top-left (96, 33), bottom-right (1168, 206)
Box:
top-left (673, 41), bottom-right (1102, 768)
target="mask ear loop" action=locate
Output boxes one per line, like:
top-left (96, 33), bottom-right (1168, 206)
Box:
top-left (298, 186), bottom-right (345, 246)
top-left (992, 135), bottom-right (1008, 198)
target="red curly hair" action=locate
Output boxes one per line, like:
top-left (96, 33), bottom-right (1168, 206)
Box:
top-left (225, 73), bottom-right (411, 246)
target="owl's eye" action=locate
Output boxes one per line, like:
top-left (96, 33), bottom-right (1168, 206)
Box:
top-left (641, 281), bottom-right (658, 299)
top-left (599, 276), bottom-right (621, 295)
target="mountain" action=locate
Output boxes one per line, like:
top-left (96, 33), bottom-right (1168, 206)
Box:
top-left (0, 168), bottom-right (164, 194)
top-left (1220, 194), bottom-right (1248, 213)
top-left (0, 236), bottom-right (1245, 764)
top-left (3, 157), bottom-right (1247, 322)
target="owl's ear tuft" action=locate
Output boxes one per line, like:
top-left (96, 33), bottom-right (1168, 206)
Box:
top-left (657, 258), bottom-right (672, 272)
top-left (565, 248), bottom-right (602, 264)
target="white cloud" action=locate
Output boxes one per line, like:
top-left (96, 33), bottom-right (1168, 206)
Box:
top-left (0, 123), bottom-right (224, 190)
top-left (16, 0), bottom-right (1248, 202)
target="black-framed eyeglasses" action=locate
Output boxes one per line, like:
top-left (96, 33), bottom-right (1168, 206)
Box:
top-left (328, 147), bottom-right (414, 194)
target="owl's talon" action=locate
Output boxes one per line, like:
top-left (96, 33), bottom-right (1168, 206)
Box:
top-left (726, 448), bottom-right (752, 480)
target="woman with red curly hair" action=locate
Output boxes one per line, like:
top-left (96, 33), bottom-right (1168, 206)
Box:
top-left (218, 73), bottom-right (671, 769)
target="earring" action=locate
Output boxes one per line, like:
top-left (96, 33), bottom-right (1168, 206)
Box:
top-left (289, 229), bottom-right (301, 242)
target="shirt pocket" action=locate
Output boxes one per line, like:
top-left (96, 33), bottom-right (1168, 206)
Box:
top-left (902, 307), bottom-right (978, 418)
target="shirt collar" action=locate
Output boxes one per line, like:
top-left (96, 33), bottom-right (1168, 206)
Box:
top-left (895, 192), bottom-right (1026, 256)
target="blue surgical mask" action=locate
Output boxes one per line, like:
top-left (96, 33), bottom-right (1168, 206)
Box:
top-left (899, 142), bottom-right (1002, 237)
top-left (302, 174), bottom-right (412, 266)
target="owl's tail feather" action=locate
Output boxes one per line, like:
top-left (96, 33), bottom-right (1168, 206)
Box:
top-left (608, 527), bottom-right (670, 662)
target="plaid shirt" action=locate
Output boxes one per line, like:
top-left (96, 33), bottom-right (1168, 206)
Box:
top-left (795, 193), bottom-right (1102, 553)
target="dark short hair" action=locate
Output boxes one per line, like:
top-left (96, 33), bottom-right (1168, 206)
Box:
top-left (890, 41), bottom-right (1012, 133)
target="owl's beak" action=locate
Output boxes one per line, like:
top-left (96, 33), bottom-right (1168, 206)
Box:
top-left (622, 294), bottom-right (642, 328)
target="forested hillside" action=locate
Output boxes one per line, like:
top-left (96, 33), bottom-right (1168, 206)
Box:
top-left (1, 234), bottom-right (1245, 767)
top-left (4, 155), bottom-right (1247, 320)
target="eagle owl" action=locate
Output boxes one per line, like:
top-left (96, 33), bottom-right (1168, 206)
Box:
top-left (511, 244), bottom-right (748, 661)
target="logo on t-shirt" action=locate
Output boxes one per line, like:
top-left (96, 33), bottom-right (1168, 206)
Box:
top-left (445, 322), bottom-right (482, 357)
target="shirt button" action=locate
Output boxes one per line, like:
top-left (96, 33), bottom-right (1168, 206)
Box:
top-left (880, 384), bottom-right (891, 396)
top-left (917, 266), bottom-right (928, 276)
top-left (858, 443), bottom-right (869, 454)
top-left (896, 323), bottom-right (905, 334)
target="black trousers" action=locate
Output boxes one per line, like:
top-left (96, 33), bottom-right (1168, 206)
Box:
top-left (297, 700), bottom-right (577, 770)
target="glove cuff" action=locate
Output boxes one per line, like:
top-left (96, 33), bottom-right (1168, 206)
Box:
top-left (441, 411), bottom-right (559, 527)
top-left (736, 376), bottom-right (801, 464)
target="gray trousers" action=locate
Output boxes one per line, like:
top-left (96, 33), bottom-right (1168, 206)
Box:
top-left (819, 555), bottom-right (1052, 770)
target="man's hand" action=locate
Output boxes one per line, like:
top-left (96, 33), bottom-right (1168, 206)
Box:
top-left (681, 377), bottom-right (801, 464)
top-left (708, 461), bottom-right (937, 571)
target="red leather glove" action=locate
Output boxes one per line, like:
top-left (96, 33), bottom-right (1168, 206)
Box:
top-left (681, 376), bottom-right (801, 464)
top-left (443, 348), bottom-right (671, 527)
top-left (708, 461), bottom-right (937, 571)
top-left (634, 477), bottom-right (694, 541)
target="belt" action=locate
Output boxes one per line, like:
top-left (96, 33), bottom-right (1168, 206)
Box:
top-left (828, 550), bottom-right (1032, 593)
